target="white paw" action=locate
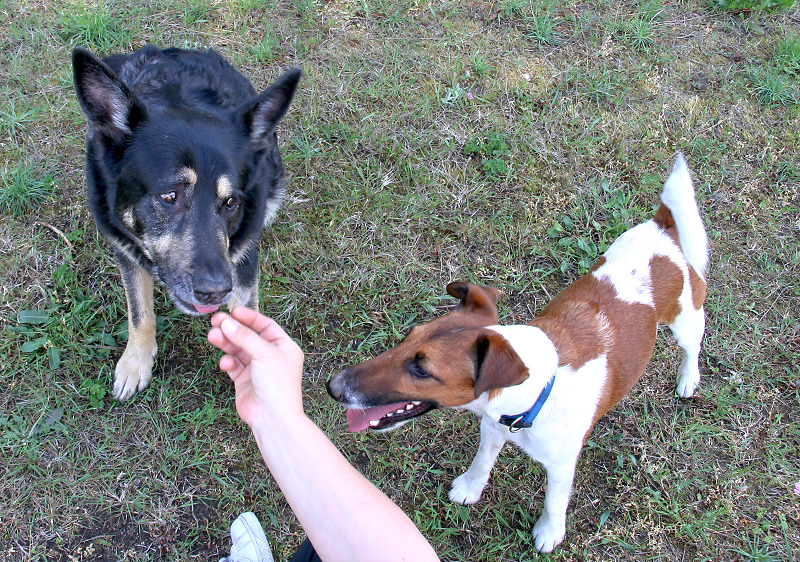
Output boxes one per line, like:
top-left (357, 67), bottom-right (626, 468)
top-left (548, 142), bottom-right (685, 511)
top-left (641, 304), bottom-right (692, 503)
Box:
top-left (448, 473), bottom-right (486, 505)
top-left (113, 343), bottom-right (156, 401)
top-left (532, 515), bottom-right (566, 553)
top-left (676, 373), bottom-right (699, 398)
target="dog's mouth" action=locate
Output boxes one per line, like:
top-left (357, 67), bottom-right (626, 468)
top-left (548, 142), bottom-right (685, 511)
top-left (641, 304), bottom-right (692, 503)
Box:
top-left (155, 268), bottom-right (230, 316)
top-left (175, 297), bottom-right (220, 315)
top-left (170, 294), bottom-right (223, 316)
top-left (346, 401), bottom-right (436, 432)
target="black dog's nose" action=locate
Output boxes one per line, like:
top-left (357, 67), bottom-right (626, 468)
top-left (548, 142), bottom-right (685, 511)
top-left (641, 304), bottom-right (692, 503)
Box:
top-left (193, 272), bottom-right (232, 304)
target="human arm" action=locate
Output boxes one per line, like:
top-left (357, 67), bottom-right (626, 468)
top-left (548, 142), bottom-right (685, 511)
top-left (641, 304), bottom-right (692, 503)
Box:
top-left (207, 307), bottom-right (439, 562)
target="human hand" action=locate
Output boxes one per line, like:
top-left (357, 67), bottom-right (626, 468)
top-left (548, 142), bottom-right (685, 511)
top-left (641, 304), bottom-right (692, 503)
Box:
top-left (208, 307), bottom-right (305, 428)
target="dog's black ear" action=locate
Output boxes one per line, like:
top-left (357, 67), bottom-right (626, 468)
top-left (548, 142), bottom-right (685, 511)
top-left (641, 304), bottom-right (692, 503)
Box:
top-left (72, 47), bottom-right (146, 141)
top-left (240, 67), bottom-right (301, 146)
top-left (447, 282), bottom-right (500, 317)
top-left (473, 331), bottom-right (529, 397)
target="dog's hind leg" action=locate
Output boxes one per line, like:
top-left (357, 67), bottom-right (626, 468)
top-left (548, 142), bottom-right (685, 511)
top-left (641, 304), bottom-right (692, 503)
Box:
top-left (669, 305), bottom-right (705, 398)
top-left (448, 417), bottom-right (506, 505)
top-left (114, 253), bottom-right (157, 401)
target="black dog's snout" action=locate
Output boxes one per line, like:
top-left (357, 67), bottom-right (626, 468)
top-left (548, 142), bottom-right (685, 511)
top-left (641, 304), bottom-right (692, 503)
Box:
top-left (193, 272), bottom-right (232, 304)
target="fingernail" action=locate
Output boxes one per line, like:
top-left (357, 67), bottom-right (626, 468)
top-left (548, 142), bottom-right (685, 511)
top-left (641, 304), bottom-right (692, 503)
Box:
top-left (221, 318), bottom-right (240, 335)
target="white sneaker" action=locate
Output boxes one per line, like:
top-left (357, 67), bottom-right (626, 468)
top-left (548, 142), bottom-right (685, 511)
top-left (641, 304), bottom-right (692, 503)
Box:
top-left (220, 512), bottom-right (274, 562)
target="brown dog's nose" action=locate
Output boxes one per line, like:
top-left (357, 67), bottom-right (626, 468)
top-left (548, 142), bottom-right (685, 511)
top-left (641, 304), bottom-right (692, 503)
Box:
top-left (326, 371), bottom-right (347, 401)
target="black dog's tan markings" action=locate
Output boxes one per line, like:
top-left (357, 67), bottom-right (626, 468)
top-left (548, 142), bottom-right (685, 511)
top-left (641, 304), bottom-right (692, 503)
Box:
top-left (73, 46), bottom-right (300, 400)
top-left (115, 254), bottom-right (157, 400)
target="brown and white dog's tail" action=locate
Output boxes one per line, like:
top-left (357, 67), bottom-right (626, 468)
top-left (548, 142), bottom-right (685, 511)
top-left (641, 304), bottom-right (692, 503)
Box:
top-left (659, 153), bottom-right (708, 279)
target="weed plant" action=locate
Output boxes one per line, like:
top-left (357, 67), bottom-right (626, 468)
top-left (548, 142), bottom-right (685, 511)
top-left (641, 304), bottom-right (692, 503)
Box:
top-left (0, 161), bottom-right (55, 217)
top-left (773, 33), bottom-right (800, 73)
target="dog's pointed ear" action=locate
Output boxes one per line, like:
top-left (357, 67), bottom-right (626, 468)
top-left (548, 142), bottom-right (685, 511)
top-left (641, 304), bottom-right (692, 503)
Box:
top-left (240, 67), bottom-right (301, 146)
top-left (447, 282), bottom-right (500, 317)
top-left (72, 47), bottom-right (146, 141)
top-left (473, 331), bottom-right (529, 398)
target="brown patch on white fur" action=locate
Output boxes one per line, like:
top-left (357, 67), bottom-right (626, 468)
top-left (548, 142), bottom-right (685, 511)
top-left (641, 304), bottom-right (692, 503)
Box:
top-left (655, 202), bottom-right (709, 311)
top-left (529, 274), bottom-right (609, 371)
top-left (689, 266), bottom-right (706, 310)
top-left (577, 237), bottom-right (699, 426)
top-left (528, 270), bottom-right (659, 426)
top-left (653, 200), bottom-right (707, 310)
top-left (591, 297), bottom-right (657, 425)
top-left (653, 202), bottom-right (675, 230)
top-left (649, 254), bottom-right (684, 325)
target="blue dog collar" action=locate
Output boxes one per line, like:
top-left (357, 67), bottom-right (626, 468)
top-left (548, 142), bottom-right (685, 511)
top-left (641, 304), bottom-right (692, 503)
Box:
top-left (498, 375), bottom-right (556, 433)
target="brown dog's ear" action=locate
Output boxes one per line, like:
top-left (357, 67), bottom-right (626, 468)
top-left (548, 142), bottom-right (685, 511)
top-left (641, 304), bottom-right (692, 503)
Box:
top-left (446, 282), bottom-right (500, 316)
top-left (473, 331), bottom-right (529, 397)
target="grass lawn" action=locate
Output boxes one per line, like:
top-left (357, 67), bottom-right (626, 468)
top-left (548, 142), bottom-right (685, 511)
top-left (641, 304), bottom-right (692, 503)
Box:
top-left (2, 0), bottom-right (799, 560)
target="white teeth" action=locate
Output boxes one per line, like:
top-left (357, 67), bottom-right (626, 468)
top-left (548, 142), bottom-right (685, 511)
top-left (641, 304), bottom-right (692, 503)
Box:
top-left (405, 404), bottom-right (414, 410)
top-left (386, 412), bottom-right (394, 417)
top-left (411, 401), bottom-right (421, 405)
top-left (369, 420), bottom-right (380, 427)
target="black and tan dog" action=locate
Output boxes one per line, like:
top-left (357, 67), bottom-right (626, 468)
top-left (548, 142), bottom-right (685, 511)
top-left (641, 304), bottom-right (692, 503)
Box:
top-left (73, 46), bottom-right (300, 400)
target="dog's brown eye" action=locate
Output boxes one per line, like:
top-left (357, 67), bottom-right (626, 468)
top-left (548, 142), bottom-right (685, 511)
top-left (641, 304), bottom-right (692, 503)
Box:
top-left (224, 197), bottom-right (239, 209)
top-left (160, 191), bottom-right (177, 204)
top-left (408, 354), bottom-right (432, 379)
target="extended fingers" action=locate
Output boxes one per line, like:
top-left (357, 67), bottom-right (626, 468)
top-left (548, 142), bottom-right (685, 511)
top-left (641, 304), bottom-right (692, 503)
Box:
top-left (210, 310), bottom-right (232, 329)
top-left (218, 315), bottom-right (280, 364)
top-left (229, 306), bottom-right (271, 333)
top-left (217, 308), bottom-right (296, 352)
top-left (230, 307), bottom-right (303, 359)
top-left (208, 325), bottom-right (249, 358)
top-left (210, 308), bottom-right (301, 375)
top-left (208, 327), bottom-right (258, 384)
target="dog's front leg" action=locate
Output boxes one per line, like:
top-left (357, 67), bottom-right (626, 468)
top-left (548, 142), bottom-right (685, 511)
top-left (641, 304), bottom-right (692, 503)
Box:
top-left (448, 416), bottom-right (506, 504)
top-left (113, 252), bottom-right (157, 401)
top-left (531, 455), bottom-right (579, 553)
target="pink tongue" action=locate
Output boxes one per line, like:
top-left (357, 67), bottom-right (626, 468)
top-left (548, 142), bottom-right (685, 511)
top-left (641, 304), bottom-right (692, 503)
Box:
top-left (194, 304), bottom-right (220, 314)
top-left (346, 402), bottom-right (409, 432)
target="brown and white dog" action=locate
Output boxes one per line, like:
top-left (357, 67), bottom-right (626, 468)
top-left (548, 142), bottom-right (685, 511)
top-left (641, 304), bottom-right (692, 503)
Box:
top-left (327, 155), bottom-right (708, 552)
